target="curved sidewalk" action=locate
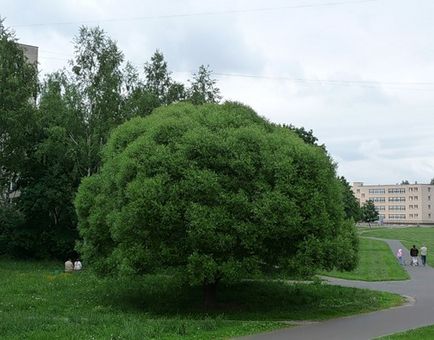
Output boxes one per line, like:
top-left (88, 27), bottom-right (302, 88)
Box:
top-left (244, 239), bottom-right (434, 340)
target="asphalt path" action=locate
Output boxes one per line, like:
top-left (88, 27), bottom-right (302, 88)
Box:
top-left (243, 238), bottom-right (434, 340)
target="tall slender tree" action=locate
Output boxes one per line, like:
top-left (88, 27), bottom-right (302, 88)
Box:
top-left (70, 26), bottom-right (126, 176)
top-left (188, 65), bottom-right (221, 105)
top-left (143, 50), bottom-right (186, 105)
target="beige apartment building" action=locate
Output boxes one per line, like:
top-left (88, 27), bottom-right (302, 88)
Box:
top-left (352, 182), bottom-right (434, 224)
top-left (19, 43), bottom-right (38, 65)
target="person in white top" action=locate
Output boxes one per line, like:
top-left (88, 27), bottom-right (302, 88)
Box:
top-left (420, 245), bottom-right (428, 266)
top-left (74, 259), bottom-right (83, 271)
top-left (64, 259), bottom-right (74, 273)
top-left (396, 248), bottom-right (403, 266)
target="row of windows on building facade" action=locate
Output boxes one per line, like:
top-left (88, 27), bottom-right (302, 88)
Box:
top-left (375, 205), bottom-right (406, 210)
top-left (370, 197), bottom-right (406, 202)
top-left (367, 187), bottom-right (431, 195)
top-left (367, 196), bottom-right (431, 202)
top-left (374, 205), bottom-right (431, 211)
top-left (378, 213), bottom-right (432, 219)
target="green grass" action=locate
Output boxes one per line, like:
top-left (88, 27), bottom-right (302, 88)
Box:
top-left (378, 324), bottom-right (434, 339)
top-left (0, 259), bottom-right (404, 339)
top-left (323, 238), bottom-right (409, 281)
top-left (361, 227), bottom-right (434, 266)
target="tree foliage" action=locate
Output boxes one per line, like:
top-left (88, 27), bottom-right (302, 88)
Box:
top-left (281, 126), bottom-right (359, 222)
top-left (0, 203), bottom-right (25, 256)
top-left (143, 50), bottom-right (186, 105)
top-left (0, 22), bottom-right (225, 259)
top-left (338, 176), bottom-right (361, 221)
top-left (188, 65), bottom-right (221, 105)
top-left (75, 102), bottom-right (358, 306)
top-left (70, 26), bottom-right (127, 176)
top-left (1, 26), bottom-right (134, 258)
top-left (15, 73), bottom-right (82, 257)
top-left (361, 200), bottom-right (379, 225)
top-left (282, 124), bottom-right (325, 150)
top-left (0, 19), bottom-right (38, 193)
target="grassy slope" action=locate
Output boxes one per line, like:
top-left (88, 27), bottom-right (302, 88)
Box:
top-left (378, 325), bottom-right (434, 339)
top-left (362, 227), bottom-right (434, 266)
top-left (323, 237), bottom-right (409, 281)
top-left (0, 259), bottom-right (403, 339)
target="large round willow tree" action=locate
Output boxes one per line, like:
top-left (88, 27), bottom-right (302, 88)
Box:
top-left (75, 102), bottom-right (357, 306)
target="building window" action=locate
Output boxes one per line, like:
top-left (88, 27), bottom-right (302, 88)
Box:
top-left (429, 187), bottom-right (431, 192)
top-left (409, 214), bottom-right (413, 218)
top-left (429, 196), bottom-right (431, 201)
top-left (387, 188), bottom-right (405, 194)
top-left (388, 214), bottom-right (406, 219)
top-left (414, 196), bottom-right (418, 200)
top-left (371, 197), bottom-right (385, 202)
top-left (414, 187), bottom-right (419, 192)
top-left (388, 205), bottom-right (406, 210)
top-left (429, 213), bottom-right (431, 218)
top-left (388, 197), bottom-right (405, 202)
top-left (369, 189), bottom-right (385, 194)
top-left (375, 205), bottom-right (385, 211)
top-left (414, 214), bottom-right (418, 218)
top-left (429, 205), bottom-right (431, 209)
top-left (357, 189), bottom-right (360, 193)
top-left (414, 205), bottom-right (418, 209)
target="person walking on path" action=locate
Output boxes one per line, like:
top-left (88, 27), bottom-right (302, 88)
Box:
top-left (396, 248), bottom-right (404, 265)
top-left (410, 245), bottom-right (419, 266)
top-left (420, 245), bottom-right (428, 266)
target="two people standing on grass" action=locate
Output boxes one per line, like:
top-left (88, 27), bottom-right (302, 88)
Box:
top-left (64, 258), bottom-right (82, 273)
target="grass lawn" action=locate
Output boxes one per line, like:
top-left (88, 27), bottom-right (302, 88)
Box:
top-left (377, 324), bottom-right (434, 339)
top-left (0, 259), bottom-right (404, 339)
top-left (322, 237), bottom-right (409, 281)
top-left (361, 227), bottom-right (434, 266)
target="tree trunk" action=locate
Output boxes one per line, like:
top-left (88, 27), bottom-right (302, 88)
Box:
top-left (202, 280), bottom-right (219, 309)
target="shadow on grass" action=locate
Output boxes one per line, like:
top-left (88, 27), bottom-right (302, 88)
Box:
top-left (96, 275), bottom-right (403, 321)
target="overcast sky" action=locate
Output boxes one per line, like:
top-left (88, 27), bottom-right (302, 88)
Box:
top-left (2, 0), bottom-right (434, 185)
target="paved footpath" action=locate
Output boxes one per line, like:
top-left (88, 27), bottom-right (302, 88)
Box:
top-left (244, 239), bottom-right (434, 340)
